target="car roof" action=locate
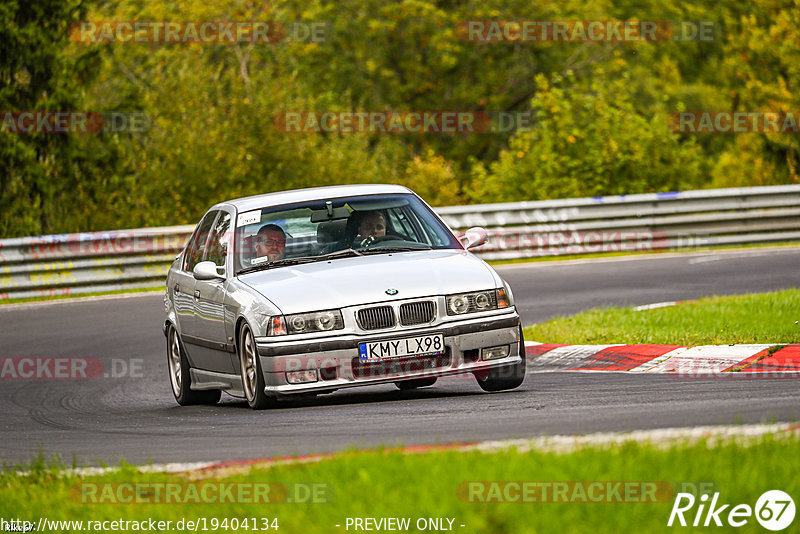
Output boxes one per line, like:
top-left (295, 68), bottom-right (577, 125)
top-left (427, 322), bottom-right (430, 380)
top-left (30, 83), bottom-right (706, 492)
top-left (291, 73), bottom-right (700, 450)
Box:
top-left (214, 184), bottom-right (414, 213)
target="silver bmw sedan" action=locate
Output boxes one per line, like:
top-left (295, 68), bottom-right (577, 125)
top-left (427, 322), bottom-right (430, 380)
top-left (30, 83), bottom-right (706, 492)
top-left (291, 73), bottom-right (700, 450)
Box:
top-left (163, 184), bottom-right (525, 409)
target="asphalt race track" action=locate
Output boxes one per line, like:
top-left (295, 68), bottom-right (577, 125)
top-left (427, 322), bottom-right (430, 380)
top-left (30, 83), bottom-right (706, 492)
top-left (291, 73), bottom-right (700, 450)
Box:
top-left (1, 248), bottom-right (798, 466)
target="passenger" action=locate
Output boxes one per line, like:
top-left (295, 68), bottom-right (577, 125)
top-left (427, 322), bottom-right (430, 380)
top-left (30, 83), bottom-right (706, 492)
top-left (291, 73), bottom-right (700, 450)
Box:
top-left (252, 224), bottom-right (286, 263)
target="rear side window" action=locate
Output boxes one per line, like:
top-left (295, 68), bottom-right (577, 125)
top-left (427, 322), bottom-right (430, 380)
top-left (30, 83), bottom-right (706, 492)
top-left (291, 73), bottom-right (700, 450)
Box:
top-left (183, 210), bottom-right (219, 272)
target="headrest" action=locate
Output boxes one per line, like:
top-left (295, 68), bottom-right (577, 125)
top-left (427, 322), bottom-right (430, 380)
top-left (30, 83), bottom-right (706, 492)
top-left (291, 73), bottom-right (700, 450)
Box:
top-left (316, 219), bottom-right (347, 244)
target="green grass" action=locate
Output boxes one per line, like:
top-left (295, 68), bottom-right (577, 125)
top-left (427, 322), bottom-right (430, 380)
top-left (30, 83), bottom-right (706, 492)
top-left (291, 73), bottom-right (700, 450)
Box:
top-left (2, 435), bottom-right (798, 533)
top-left (525, 288), bottom-right (800, 345)
top-left (0, 286), bottom-right (162, 305)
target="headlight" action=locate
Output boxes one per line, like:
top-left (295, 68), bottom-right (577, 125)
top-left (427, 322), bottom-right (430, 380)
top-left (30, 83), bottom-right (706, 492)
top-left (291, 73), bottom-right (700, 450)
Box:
top-left (449, 295), bottom-right (470, 314)
top-left (446, 289), bottom-right (509, 315)
top-left (268, 309), bottom-right (344, 336)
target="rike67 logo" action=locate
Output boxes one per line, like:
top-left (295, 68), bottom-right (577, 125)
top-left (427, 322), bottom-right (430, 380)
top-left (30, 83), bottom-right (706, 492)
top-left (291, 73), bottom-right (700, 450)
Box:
top-left (668, 490), bottom-right (795, 531)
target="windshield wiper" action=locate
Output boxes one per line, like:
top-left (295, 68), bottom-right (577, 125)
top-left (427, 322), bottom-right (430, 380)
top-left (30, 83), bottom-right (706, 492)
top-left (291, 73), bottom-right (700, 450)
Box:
top-left (237, 249), bottom-right (364, 275)
top-left (359, 245), bottom-right (432, 254)
top-left (237, 255), bottom-right (321, 275)
top-left (237, 246), bottom-right (423, 274)
top-left (321, 248), bottom-right (363, 259)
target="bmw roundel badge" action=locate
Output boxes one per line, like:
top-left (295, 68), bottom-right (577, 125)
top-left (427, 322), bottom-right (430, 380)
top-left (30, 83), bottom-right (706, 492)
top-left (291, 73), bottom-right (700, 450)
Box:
top-left (385, 288), bottom-right (399, 295)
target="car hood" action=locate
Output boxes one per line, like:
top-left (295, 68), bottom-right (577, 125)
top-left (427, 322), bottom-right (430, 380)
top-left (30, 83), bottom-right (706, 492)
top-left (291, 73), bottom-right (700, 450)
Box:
top-left (238, 249), bottom-right (499, 314)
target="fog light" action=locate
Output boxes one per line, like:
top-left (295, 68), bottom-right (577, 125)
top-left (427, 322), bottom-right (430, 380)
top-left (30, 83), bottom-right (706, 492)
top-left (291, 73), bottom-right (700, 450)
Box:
top-left (286, 369), bottom-right (318, 384)
top-left (481, 345), bottom-right (510, 361)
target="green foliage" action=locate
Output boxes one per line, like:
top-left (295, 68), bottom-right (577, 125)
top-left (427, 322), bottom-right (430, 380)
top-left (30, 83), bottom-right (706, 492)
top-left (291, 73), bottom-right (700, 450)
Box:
top-left (711, 0), bottom-right (800, 186)
top-left (1, 0), bottom-right (91, 236)
top-left (469, 68), bottom-right (706, 202)
top-left (401, 150), bottom-right (463, 206)
top-left (2, 0), bottom-right (799, 236)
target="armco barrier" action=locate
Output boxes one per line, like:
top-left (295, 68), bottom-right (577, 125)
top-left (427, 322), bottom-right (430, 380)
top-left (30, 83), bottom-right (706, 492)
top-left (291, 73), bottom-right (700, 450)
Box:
top-left (1, 185), bottom-right (799, 300)
top-left (449, 184), bottom-right (800, 260)
top-left (0, 226), bottom-right (194, 301)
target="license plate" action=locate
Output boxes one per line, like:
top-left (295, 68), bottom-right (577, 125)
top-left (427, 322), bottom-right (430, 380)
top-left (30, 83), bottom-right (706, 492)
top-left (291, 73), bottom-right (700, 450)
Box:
top-left (359, 334), bottom-right (444, 362)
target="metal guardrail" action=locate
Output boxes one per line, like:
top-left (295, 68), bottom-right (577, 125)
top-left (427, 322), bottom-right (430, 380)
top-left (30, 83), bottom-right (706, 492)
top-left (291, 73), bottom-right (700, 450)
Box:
top-left (443, 184), bottom-right (800, 260)
top-left (1, 185), bottom-right (799, 300)
top-left (0, 226), bottom-right (194, 301)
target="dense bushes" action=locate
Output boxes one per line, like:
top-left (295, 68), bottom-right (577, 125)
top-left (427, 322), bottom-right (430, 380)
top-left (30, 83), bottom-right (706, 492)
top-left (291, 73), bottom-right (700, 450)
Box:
top-left (2, 0), bottom-right (798, 236)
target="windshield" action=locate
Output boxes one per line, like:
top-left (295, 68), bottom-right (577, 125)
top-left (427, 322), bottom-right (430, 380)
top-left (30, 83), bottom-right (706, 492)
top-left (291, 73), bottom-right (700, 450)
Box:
top-left (234, 193), bottom-right (461, 273)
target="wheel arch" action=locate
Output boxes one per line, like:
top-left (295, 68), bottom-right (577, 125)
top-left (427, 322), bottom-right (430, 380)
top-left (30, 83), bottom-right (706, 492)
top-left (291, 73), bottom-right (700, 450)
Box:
top-left (164, 319), bottom-right (175, 338)
top-left (234, 316), bottom-right (252, 353)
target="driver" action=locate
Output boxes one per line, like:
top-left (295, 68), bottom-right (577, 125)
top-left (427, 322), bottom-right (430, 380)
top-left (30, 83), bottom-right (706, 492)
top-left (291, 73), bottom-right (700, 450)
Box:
top-left (355, 211), bottom-right (386, 246)
top-left (252, 224), bottom-right (286, 263)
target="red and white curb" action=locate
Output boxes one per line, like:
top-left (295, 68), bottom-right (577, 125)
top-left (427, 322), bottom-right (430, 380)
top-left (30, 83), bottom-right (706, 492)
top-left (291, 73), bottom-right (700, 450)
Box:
top-left (525, 342), bottom-right (800, 375)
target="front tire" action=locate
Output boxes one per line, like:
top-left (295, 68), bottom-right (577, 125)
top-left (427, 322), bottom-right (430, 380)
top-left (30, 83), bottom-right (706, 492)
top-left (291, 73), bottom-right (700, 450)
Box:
top-left (239, 323), bottom-right (273, 410)
top-left (475, 327), bottom-right (527, 392)
top-left (167, 325), bottom-right (221, 405)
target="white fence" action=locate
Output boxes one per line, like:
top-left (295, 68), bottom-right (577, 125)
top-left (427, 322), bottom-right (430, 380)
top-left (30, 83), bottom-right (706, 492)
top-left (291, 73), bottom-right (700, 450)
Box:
top-left (1, 185), bottom-right (799, 300)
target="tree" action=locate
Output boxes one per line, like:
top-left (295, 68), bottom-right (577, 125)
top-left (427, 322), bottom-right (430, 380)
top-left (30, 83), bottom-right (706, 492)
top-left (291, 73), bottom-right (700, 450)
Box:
top-left (468, 68), bottom-right (705, 202)
top-left (0, 0), bottom-right (115, 236)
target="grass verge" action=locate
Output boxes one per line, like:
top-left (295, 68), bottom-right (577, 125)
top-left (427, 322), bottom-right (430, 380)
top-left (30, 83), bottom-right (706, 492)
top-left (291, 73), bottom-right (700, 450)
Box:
top-left (0, 286), bottom-right (162, 306)
top-left (2, 434), bottom-right (797, 533)
top-left (524, 288), bottom-right (800, 345)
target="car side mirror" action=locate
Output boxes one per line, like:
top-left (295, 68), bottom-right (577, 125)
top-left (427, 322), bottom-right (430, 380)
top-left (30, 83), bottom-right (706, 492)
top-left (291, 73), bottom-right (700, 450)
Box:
top-left (459, 227), bottom-right (488, 250)
top-left (193, 261), bottom-right (225, 281)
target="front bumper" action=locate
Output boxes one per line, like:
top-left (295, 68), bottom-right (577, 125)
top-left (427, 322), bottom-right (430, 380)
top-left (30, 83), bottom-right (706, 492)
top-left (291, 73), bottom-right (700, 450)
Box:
top-left (255, 311), bottom-right (522, 397)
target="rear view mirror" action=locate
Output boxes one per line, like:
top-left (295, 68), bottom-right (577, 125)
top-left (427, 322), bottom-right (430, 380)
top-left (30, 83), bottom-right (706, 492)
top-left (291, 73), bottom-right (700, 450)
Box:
top-left (311, 206), bottom-right (351, 222)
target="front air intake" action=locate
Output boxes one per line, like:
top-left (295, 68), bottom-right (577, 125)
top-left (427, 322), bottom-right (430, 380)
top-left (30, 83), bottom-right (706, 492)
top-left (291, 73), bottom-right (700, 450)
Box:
top-left (399, 300), bottom-right (436, 326)
top-left (357, 305), bottom-right (396, 330)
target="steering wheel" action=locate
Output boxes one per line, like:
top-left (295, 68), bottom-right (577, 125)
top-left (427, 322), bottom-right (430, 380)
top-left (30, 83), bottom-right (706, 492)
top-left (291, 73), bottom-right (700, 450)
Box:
top-left (359, 234), bottom-right (394, 248)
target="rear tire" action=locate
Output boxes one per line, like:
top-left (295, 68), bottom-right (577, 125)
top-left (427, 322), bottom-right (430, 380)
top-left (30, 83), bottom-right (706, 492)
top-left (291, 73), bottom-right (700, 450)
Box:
top-left (239, 323), bottom-right (274, 410)
top-left (475, 327), bottom-right (527, 392)
top-left (167, 325), bottom-right (221, 405)
top-left (395, 378), bottom-right (437, 390)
